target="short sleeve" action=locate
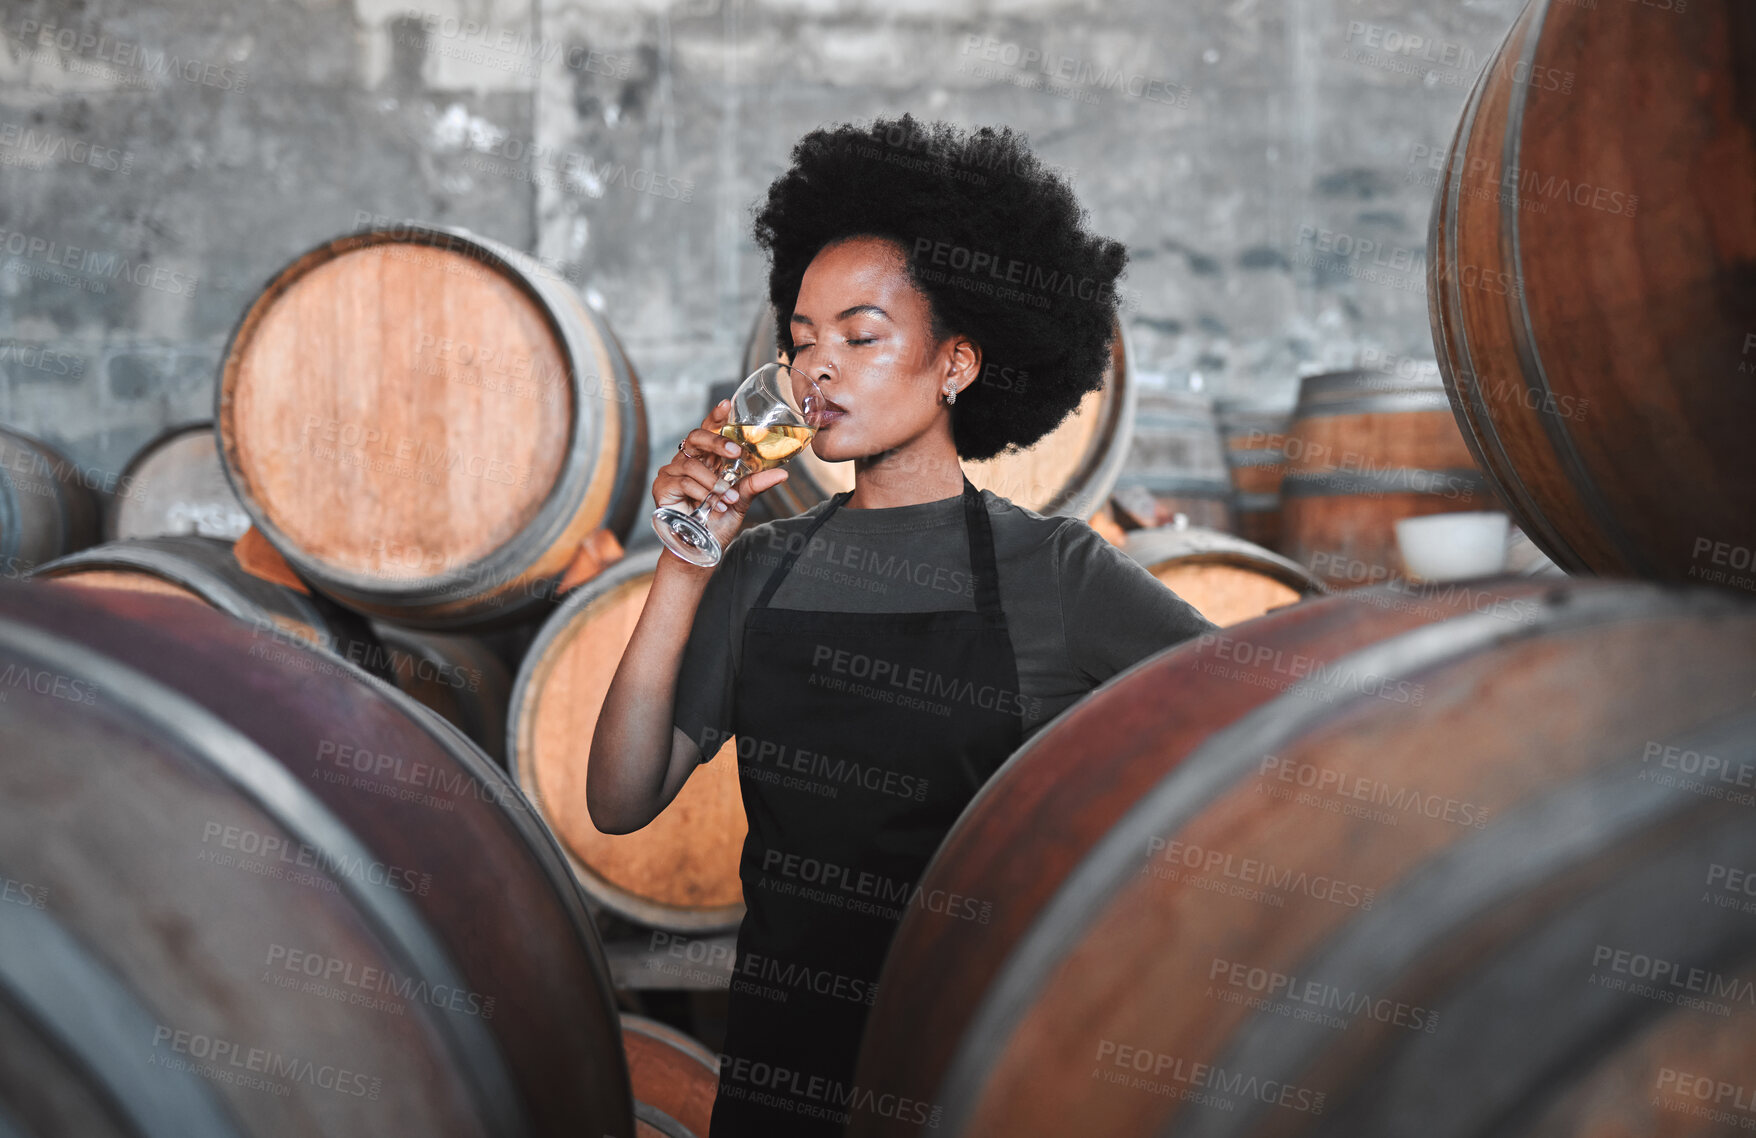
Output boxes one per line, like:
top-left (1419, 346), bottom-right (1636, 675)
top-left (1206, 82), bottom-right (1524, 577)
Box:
top-left (1056, 518), bottom-right (1219, 685)
top-left (670, 530), bottom-right (750, 764)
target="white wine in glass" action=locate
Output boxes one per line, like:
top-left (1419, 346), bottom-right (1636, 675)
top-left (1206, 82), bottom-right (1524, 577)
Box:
top-left (653, 362), bottom-right (829, 567)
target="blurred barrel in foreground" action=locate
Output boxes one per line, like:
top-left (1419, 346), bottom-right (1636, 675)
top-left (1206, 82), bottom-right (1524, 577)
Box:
top-left (0, 425), bottom-right (100, 575)
top-left (0, 582), bottom-right (634, 1138)
top-left (216, 223), bottom-right (648, 631)
top-left (742, 306), bottom-right (1136, 522)
top-left (1215, 398), bottom-right (1292, 550)
top-left (1122, 523), bottom-right (1326, 627)
top-left (1428, 0), bottom-right (1756, 585)
top-left (28, 534), bottom-right (386, 674)
top-left (1280, 369), bottom-right (1497, 587)
top-left (849, 578), bottom-right (1756, 1138)
top-left (109, 421), bottom-right (251, 541)
top-left (509, 550), bottom-right (746, 932)
top-left (621, 1014), bottom-right (719, 1137)
top-left (1110, 387), bottom-right (1232, 531)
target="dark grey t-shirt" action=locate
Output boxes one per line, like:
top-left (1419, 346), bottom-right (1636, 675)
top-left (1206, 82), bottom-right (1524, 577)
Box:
top-left (673, 487), bottom-right (1220, 762)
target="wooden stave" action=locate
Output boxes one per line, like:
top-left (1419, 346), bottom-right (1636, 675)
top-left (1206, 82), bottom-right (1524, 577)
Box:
top-left (0, 582), bottom-right (636, 1138)
top-left (107, 420), bottom-right (251, 542)
top-left (27, 534), bottom-right (391, 679)
top-left (740, 304), bottom-right (1138, 521)
top-left (507, 549), bottom-right (746, 933)
top-left (1426, 0), bottom-right (1756, 584)
top-left (904, 582), bottom-right (1756, 1137)
top-left (0, 425), bottom-right (100, 575)
top-left (213, 223), bottom-right (649, 631)
top-left (620, 1014), bottom-right (719, 1138)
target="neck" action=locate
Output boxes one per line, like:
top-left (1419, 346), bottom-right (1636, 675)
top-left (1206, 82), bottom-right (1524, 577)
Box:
top-left (846, 429), bottom-right (964, 509)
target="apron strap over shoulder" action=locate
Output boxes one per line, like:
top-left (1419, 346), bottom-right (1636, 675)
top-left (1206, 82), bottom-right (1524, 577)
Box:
top-left (753, 489), bottom-right (851, 611)
top-left (960, 475), bottom-right (1004, 618)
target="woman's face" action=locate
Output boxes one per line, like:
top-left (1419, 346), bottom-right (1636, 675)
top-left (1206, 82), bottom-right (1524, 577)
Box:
top-left (787, 234), bottom-right (979, 465)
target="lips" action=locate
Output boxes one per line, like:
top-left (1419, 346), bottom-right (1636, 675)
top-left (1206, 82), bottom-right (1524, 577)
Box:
top-left (815, 399), bottom-right (847, 428)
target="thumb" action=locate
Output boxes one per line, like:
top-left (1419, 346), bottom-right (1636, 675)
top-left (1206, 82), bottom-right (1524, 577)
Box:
top-left (748, 467), bottom-right (790, 495)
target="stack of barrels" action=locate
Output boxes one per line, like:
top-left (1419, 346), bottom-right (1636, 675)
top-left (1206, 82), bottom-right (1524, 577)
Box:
top-left (0, 222), bottom-right (683, 1137)
top-left (32, 224), bottom-right (658, 757)
top-left (1100, 365), bottom-right (1503, 607)
top-left (1110, 363), bottom-right (1514, 595)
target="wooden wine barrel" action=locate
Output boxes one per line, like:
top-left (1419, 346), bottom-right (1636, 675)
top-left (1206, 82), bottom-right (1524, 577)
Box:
top-left (1280, 370), bottom-right (1498, 587)
top-left (509, 550), bottom-right (746, 932)
top-left (368, 622), bottom-right (514, 765)
top-left (28, 534), bottom-right (390, 678)
top-left (215, 222), bottom-right (649, 631)
top-left (847, 577), bottom-right (1756, 1138)
top-left (1122, 523), bottom-right (1327, 627)
top-left (621, 1014), bottom-right (719, 1138)
top-left (0, 425), bottom-right (100, 576)
top-left (1110, 387), bottom-right (1233, 531)
top-left (1428, 0), bottom-right (1756, 586)
top-left (0, 581), bottom-right (634, 1138)
top-left (109, 421), bottom-right (251, 541)
top-left (1215, 398), bottom-right (1293, 550)
top-left (740, 305), bottom-right (1136, 521)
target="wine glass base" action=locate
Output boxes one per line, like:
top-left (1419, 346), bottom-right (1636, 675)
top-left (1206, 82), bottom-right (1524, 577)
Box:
top-left (652, 508), bottom-right (724, 568)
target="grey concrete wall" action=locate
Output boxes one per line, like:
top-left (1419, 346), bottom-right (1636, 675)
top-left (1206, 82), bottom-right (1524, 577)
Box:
top-left (0, 0), bottom-right (1526, 509)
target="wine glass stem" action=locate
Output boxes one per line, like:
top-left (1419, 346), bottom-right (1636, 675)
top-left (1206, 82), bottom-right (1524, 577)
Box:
top-left (689, 462), bottom-right (745, 525)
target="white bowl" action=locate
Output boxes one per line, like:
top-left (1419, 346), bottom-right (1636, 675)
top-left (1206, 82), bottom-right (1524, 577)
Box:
top-left (1395, 512), bottom-right (1509, 581)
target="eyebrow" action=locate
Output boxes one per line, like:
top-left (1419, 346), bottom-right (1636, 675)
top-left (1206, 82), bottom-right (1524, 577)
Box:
top-left (790, 305), bottom-right (891, 326)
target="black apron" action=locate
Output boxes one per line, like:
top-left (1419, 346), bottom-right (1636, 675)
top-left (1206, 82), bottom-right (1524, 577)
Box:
top-left (708, 475), bottom-right (1025, 1137)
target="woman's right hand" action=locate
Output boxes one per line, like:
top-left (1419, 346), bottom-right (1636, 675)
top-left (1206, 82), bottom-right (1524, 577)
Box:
top-left (652, 397), bottom-right (792, 561)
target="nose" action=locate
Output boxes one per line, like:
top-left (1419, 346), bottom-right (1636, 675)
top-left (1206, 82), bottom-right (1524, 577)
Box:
top-left (799, 354), bottom-right (835, 388)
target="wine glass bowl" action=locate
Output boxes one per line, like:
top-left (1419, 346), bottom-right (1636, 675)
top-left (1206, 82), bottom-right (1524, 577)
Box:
top-left (652, 362), bottom-right (827, 567)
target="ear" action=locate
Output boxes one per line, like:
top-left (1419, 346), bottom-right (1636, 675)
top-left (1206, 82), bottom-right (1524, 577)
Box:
top-left (944, 336), bottom-right (982, 396)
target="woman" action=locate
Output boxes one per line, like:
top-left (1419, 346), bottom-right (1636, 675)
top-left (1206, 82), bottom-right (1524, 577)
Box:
top-left (589, 113), bottom-right (1218, 1137)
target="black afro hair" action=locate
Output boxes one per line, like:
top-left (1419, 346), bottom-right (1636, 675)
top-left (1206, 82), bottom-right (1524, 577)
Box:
top-left (751, 113), bottom-right (1128, 463)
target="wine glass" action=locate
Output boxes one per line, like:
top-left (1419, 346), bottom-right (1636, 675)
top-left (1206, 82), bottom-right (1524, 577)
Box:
top-left (652, 361), bottom-right (829, 567)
